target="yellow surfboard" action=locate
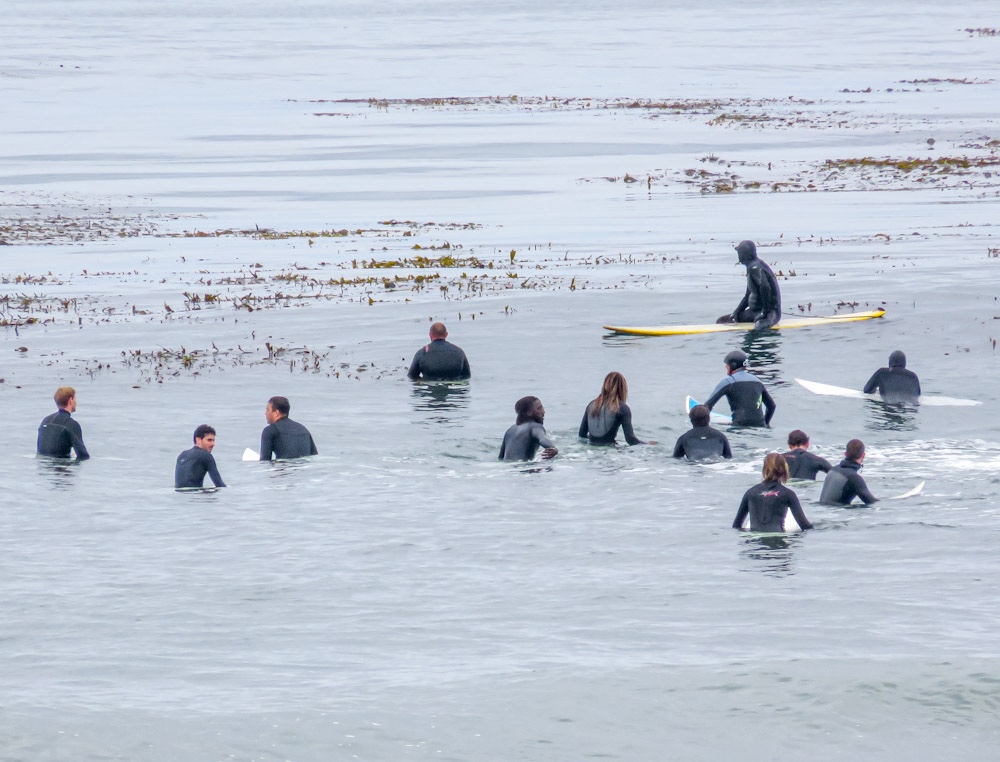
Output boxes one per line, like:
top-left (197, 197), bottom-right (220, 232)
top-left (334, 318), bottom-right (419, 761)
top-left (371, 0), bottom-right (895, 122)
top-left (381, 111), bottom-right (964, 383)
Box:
top-left (603, 309), bottom-right (885, 336)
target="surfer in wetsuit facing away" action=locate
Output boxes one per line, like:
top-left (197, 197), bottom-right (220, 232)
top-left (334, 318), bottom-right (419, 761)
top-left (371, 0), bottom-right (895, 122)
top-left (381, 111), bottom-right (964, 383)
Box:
top-left (499, 396), bottom-right (558, 462)
top-left (782, 429), bottom-right (832, 480)
top-left (672, 404), bottom-right (731, 461)
top-left (705, 349), bottom-right (776, 428)
top-left (863, 350), bottom-right (921, 404)
top-left (819, 438), bottom-right (877, 505)
top-left (717, 240), bottom-right (781, 331)
top-left (733, 453), bottom-right (813, 532)
top-left (579, 371), bottom-right (655, 446)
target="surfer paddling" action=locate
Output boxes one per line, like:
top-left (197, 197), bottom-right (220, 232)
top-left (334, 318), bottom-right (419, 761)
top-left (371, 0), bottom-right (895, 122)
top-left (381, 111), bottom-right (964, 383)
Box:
top-left (819, 439), bottom-right (877, 505)
top-left (705, 350), bottom-right (776, 428)
top-left (733, 453), bottom-right (813, 532)
top-left (863, 350), bottom-right (921, 404)
top-left (717, 240), bottom-right (781, 331)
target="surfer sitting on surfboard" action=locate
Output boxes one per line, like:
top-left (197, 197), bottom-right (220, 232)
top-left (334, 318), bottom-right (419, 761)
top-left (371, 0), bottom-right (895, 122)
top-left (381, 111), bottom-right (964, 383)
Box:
top-left (704, 350), bottom-right (776, 428)
top-left (716, 240), bottom-right (780, 331)
top-left (819, 439), bottom-right (877, 505)
top-left (733, 453), bottom-right (813, 532)
top-left (782, 429), bottom-right (832, 480)
top-left (672, 404), bottom-right (732, 461)
top-left (863, 350), bottom-right (921, 405)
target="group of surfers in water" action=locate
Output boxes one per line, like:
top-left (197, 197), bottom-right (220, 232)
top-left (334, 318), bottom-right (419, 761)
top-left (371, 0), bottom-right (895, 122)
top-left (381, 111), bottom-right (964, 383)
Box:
top-left (35, 240), bottom-right (924, 527)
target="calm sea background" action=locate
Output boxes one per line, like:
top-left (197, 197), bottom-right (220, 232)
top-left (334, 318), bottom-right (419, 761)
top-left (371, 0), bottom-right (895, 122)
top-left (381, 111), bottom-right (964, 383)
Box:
top-left (3, 1), bottom-right (1000, 760)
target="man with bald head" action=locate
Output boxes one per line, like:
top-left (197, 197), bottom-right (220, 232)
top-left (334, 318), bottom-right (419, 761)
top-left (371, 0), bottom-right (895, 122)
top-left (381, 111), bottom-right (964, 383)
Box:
top-left (407, 322), bottom-right (471, 381)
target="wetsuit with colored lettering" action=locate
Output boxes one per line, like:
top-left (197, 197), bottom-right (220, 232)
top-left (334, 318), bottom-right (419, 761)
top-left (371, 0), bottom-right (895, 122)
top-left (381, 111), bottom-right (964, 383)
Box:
top-left (863, 367), bottom-right (921, 404)
top-left (783, 449), bottom-right (832, 480)
top-left (175, 447), bottom-right (226, 489)
top-left (37, 409), bottom-right (90, 460)
top-left (407, 339), bottom-right (471, 381)
top-left (579, 402), bottom-right (641, 445)
top-left (260, 417), bottom-right (318, 460)
top-left (499, 422), bottom-right (555, 462)
top-left (672, 425), bottom-right (732, 460)
top-left (733, 480), bottom-right (813, 532)
top-left (705, 369), bottom-right (776, 427)
top-left (819, 459), bottom-right (877, 505)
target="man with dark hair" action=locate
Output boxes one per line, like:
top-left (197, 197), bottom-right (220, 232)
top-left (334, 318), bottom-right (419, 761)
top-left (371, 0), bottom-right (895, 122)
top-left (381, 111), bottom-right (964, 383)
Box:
top-left (704, 349), bottom-right (776, 427)
top-left (819, 438), bottom-right (877, 505)
top-left (407, 322), bottom-right (471, 381)
top-left (782, 429), bottom-right (832, 480)
top-left (260, 396), bottom-right (318, 460)
top-left (863, 350), bottom-right (921, 404)
top-left (716, 240), bottom-right (781, 330)
top-left (499, 396), bottom-right (557, 461)
top-left (672, 404), bottom-right (732, 461)
top-left (175, 424), bottom-right (226, 489)
top-left (37, 386), bottom-right (90, 460)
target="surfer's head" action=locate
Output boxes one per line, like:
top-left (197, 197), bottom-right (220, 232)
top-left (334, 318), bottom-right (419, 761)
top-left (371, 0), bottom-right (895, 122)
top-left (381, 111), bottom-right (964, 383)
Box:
top-left (689, 404), bottom-right (711, 427)
top-left (787, 430), bottom-right (809, 448)
top-left (515, 395), bottom-right (544, 425)
top-left (845, 438), bottom-right (865, 462)
top-left (724, 349), bottom-right (747, 372)
top-left (735, 240), bottom-right (757, 264)
top-left (888, 350), bottom-right (906, 368)
top-left (762, 452), bottom-right (789, 484)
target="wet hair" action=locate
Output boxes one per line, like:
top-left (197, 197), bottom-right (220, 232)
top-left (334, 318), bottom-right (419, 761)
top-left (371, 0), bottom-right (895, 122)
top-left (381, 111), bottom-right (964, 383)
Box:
top-left (268, 396), bottom-right (290, 416)
top-left (54, 386), bottom-right (76, 408)
top-left (429, 322), bottom-right (448, 339)
top-left (888, 350), bottom-right (906, 368)
top-left (591, 372), bottom-right (628, 414)
top-left (689, 404), bottom-right (711, 427)
top-left (514, 396), bottom-right (541, 425)
top-left (762, 452), bottom-right (789, 483)
top-left (787, 429), bottom-right (809, 447)
top-left (845, 438), bottom-right (865, 461)
top-left (193, 424), bottom-right (216, 443)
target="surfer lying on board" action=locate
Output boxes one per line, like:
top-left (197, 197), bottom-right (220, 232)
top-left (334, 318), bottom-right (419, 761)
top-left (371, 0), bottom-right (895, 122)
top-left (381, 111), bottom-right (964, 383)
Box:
top-left (579, 372), bottom-right (655, 446)
top-left (863, 350), bottom-right (921, 404)
top-left (716, 240), bottom-right (781, 330)
top-left (819, 439), bottom-right (877, 505)
top-left (705, 350), bottom-right (776, 427)
top-left (499, 396), bottom-right (558, 462)
top-left (783, 429), bottom-right (831, 480)
top-left (672, 404), bottom-right (732, 460)
top-left (733, 453), bottom-right (813, 532)
top-left (175, 424), bottom-right (227, 489)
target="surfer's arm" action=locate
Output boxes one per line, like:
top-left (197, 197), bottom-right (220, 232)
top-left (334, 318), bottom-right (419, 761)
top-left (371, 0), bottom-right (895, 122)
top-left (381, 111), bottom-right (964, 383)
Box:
top-left (732, 492), bottom-right (750, 529)
top-left (206, 455), bottom-right (226, 488)
top-left (721, 435), bottom-right (733, 459)
top-left (862, 370), bottom-right (882, 395)
top-left (259, 426), bottom-right (275, 461)
top-left (406, 348), bottom-right (424, 380)
top-left (619, 405), bottom-right (642, 446)
top-left (704, 379), bottom-right (729, 411)
top-left (68, 420), bottom-right (90, 460)
top-left (761, 388), bottom-right (777, 426)
top-left (578, 408), bottom-right (590, 439)
top-left (787, 492), bottom-right (813, 530)
top-left (854, 475), bottom-right (877, 505)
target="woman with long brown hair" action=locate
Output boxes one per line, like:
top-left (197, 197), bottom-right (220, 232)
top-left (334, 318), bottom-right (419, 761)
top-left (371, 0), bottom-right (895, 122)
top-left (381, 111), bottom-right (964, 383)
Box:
top-left (733, 453), bottom-right (813, 532)
top-left (579, 372), bottom-right (653, 446)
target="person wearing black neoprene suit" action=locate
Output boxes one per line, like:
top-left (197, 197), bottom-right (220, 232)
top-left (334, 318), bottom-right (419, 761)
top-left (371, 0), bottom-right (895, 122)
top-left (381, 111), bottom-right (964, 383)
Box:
top-left (819, 438), bottom-right (877, 505)
top-left (705, 349), bottom-right (776, 427)
top-left (175, 424), bottom-right (226, 489)
top-left (782, 429), bottom-right (831, 480)
top-left (260, 396), bottom-right (318, 460)
top-left (733, 453), bottom-right (813, 532)
top-left (673, 404), bottom-right (732, 460)
top-left (500, 396), bottom-right (557, 462)
top-left (863, 350), bottom-right (921, 404)
top-left (407, 322), bottom-right (471, 381)
top-left (579, 372), bottom-right (654, 446)
top-left (717, 240), bottom-right (781, 330)
top-left (37, 386), bottom-right (90, 460)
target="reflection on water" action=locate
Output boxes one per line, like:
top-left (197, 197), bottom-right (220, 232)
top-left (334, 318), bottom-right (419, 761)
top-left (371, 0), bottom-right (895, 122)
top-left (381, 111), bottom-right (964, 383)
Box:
top-left (864, 400), bottom-right (919, 432)
top-left (741, 331), bottom-right (784, 386)
top-left (410, 382), bottom-right (470, 425)
top-left (35, 455), bottom-right (82, 490)
top-left (739, 533), bottom-right (801, 577)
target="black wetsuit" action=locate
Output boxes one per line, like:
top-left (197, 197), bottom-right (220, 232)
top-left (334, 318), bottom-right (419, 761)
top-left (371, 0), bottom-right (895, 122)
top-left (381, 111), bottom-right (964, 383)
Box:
top-left (863, 367), bottom-right (921, 404)
top-left (175, 446), bottom-right (226, 489)
top-left (783, 449), bottom-right (832, 480)
top-left (733, 480), bottom-right (813, 532)
top-left (37, 409), bottom-right (90, 460)
top-left (705, 369), bottom-right (776, 427)
top-left (579, 402), bottom-right (641, 445)
top-left (260, 416), bottom-right (318, 460)
top-left (819, 459), bottom-right (877, 505)
top-left (733, 249), bottom-right (781, 330)
top-left (407, 339), bottom-right (471, 381)
top-left (672, 425), bottom-right (732, 460)
top-left (499, 421), bottom-right (555, 462)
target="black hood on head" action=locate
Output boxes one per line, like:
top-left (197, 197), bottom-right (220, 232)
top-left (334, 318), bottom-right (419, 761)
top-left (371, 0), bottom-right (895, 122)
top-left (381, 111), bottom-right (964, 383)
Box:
top-left (889, 350), bottom-right (906, 368)
top-left (735, 240), bottom-right (757, 264)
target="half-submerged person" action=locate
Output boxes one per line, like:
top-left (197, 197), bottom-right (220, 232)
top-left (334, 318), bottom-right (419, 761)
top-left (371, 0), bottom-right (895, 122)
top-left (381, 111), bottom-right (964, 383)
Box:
top-left (782, 429), bottom-right (831, 480)
top-left (819, 438), bottom-right (877, 505)
top-left (37, 386), bottom-right (90, 460)
top-left (705, 349), bottom-right (776, 427)
top-left (717, 240), bottom-right (781, 331)
top-left (672, 404), bottom-right (731, 461)
top-left (175, 424), bottom-right (226, 489)
top-left (260, 396), bottom-right (318, 460)
top-left (863, 350), bottom-right (921, 404)
top-left (579, 371), bottom-right (655, 446)
top-left (407, 321), bottom-right (471, 381)
top-left (733, 453), bottom-right (813, 532)
top-left (499, 396), bottom-right (558, 462)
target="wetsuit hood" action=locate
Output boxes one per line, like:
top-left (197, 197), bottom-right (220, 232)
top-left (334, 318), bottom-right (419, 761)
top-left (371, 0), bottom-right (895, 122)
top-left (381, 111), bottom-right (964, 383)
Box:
top-left (724, 349), bottom-right (747, 371)
top-left (888, 350), bottom-right (906, 368)
top-left (735, 240), bottom-right (757, 264)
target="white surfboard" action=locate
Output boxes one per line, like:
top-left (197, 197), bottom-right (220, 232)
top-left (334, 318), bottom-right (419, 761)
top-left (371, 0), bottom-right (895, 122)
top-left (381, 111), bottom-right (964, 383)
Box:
top-left (242, 448), bottom-right (259, 461)
top-left (686, 395), bottom-right (732, 425)
top-left (795, 378), bottom-right (981, 407)
top-left (889, 480), bottom-right (925, 500)
top-left (740, 509), bottom-right (802, 533)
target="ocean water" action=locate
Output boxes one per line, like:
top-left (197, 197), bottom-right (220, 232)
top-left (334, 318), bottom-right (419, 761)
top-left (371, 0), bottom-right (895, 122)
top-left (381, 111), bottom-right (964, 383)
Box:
top-left (3, 1), bottom-right (1000, 760)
